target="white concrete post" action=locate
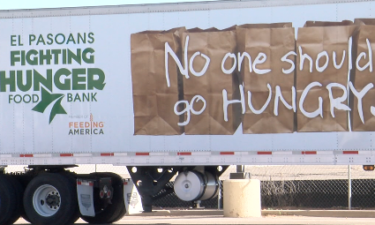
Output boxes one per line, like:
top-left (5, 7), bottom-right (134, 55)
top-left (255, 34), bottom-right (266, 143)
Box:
top-left (223, 179), bottom-right (261, 217)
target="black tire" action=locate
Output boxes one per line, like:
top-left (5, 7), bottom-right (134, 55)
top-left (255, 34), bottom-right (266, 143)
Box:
top-left (108, 201), bottom-right (126, 222)
top-left (60, 172), bottom-right (80, 224)
top-left (0, 175), bottom-right (17, 225)
top-left (23, 173), bottom-right (79, 225)
top-left (4, 175), bottom-right (24, 224)
top-left (81, 172), bottom-right (126, 224)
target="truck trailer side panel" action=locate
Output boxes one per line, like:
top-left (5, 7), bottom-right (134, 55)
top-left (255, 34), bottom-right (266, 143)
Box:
top-left (0, 0), bottom-right (374, 167)
top-left (2, 1), bottom-right (375, 225)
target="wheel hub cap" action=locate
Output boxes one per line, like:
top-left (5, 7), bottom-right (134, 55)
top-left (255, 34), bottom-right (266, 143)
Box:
top-left (33, 184), bottom-right (61, 217)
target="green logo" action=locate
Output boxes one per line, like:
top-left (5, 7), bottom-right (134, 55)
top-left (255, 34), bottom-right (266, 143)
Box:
top-left (32, 87), bottom-right (67, 123)
top-left (2, 67), bottom-right (106, 123)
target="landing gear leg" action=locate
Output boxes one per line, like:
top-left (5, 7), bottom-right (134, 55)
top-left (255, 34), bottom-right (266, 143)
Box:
top-left (127, 166), bottom-right (180, 212)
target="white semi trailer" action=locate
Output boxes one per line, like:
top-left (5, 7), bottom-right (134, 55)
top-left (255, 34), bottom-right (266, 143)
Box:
top-left (1, 0), bottom-right (375, 224)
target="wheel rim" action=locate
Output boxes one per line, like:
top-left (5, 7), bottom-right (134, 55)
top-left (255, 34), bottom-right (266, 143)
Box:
top-left (32, 184), bottom-right (61, 217)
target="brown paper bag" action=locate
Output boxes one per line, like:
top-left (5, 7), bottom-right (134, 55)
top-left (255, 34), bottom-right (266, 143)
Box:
top-left (131, 27), bottom-right (185, 135)
top-left (350, 19), bottom-right (375, 131)
top-left (296, 21), bottom-right (356, 132)
top-left (180, 27), bottom-right (241, 135)
top-left (237, 23), bottom-right (296, 134)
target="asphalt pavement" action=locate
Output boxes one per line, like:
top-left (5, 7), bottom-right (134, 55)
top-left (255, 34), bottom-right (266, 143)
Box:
top-left (14, 209), bottom-right (375, 225)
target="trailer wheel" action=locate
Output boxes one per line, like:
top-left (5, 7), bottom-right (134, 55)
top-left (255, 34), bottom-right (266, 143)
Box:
top-left (4, 175), bottom-right (24, 224)
top-left (23, 173), bottom-right (79, 225)
top-left (81, 172), bottom-right (126, 224)
top-left (0, 175), bottom-right (17, 225)
top-left (60, 172), bottom-right (80, 223)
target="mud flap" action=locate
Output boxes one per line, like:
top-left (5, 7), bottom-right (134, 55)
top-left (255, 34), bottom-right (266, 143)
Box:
top-left (76, 179), bottom-right (95, 217)
top-left (123, 179), bottom-right (143, 215)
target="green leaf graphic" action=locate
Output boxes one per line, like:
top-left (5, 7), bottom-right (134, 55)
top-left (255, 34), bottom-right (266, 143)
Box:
top-left (32, 87), bottom-right (67, 123)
